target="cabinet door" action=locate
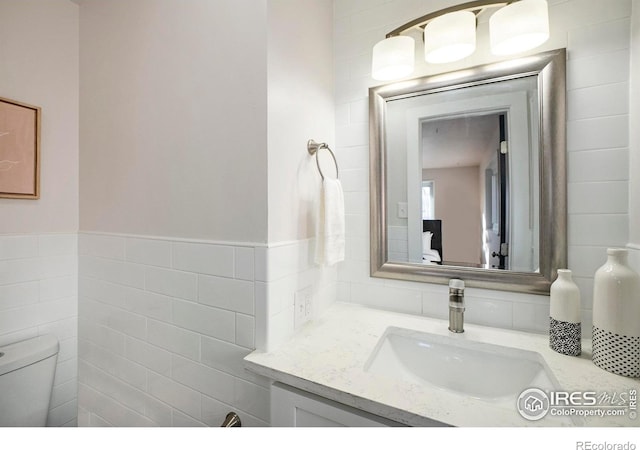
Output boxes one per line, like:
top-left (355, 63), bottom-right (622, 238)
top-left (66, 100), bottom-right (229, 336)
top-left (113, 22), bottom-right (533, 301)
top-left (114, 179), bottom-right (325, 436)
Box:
top-left (270, 383), bottom-right (405, 427)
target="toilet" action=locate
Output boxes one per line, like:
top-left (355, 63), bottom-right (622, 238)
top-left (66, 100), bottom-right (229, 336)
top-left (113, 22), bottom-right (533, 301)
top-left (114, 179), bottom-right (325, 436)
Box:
top-left (0, 334), bottom-right (59, 426)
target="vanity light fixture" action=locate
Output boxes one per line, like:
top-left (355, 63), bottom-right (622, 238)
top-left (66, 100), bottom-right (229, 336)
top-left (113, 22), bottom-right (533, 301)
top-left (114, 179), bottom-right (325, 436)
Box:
top-left (371, 0), bottom-right (550, 81)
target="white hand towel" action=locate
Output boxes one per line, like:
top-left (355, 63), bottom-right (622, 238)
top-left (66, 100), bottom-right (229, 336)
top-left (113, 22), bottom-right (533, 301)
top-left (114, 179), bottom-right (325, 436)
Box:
top-left (315, 178), bottom-right (345, 266)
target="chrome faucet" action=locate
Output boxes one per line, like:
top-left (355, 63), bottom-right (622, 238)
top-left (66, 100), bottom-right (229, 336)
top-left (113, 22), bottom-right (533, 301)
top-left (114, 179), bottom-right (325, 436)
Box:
top-left (448, 279), bottom-right (465, 333)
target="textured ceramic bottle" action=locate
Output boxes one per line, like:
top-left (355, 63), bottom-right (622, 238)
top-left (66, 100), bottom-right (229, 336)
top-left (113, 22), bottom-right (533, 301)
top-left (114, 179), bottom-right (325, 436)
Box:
top-left (592, 248), bottom-right (640, 377)
top-left (549, 269), bottom-right (581, 356)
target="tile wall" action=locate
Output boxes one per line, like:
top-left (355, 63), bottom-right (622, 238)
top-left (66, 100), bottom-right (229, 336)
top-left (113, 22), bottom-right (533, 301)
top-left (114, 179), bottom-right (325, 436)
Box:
top-left (255, 239), bottom-right (338, 352)
top-left (77, 232), bottom-right (269, 426)
top-left (0, 233), bottom-right (78, 426)
top-left (334, 0), bottom-right (633, 336)
top-left (77, 232), bottom-right (336, 425)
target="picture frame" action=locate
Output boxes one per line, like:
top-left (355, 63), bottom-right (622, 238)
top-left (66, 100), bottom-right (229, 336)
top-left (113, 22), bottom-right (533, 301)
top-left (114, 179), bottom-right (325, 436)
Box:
top-left (0, 96), bottom-right (41, 199)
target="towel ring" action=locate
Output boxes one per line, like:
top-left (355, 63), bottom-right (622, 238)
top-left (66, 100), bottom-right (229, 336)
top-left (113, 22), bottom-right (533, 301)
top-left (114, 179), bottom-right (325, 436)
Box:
top-left (307, 139), bottom-right (339, 180)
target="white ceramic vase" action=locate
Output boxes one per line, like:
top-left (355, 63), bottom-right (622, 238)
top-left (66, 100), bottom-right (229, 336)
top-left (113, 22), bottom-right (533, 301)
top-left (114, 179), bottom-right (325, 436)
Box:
top-left (592, 248), bottom-right (640, 377)
top-left (549, 269), bottom-right (581, 356)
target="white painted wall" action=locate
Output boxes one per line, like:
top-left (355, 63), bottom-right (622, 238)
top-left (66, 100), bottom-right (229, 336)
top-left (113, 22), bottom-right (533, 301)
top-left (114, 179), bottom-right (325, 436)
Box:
top-left (267, 0), bottom-right (335, 243)
top-left (0, 0), bottom-right (79, 233)
top-left (79, 0), bottom-right (268, 243)
top-left (335, 0), bottom-right (633, 334)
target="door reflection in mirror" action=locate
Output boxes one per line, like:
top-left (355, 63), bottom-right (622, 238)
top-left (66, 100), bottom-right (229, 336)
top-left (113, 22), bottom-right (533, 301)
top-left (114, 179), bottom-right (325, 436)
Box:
top-left (421, 113), bottom-right (505, 269)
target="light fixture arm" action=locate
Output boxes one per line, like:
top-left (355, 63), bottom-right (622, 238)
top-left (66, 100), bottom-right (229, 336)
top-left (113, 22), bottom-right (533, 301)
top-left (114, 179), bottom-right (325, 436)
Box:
top-left (385, 0), bottom-right (517, 38)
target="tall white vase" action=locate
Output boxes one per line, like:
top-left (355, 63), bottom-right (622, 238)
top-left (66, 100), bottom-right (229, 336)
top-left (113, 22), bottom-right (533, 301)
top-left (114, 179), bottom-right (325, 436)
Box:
top-left (592, 248), bottom-right (640, 377)
top-left (549, 269), bottom-right (581, 356)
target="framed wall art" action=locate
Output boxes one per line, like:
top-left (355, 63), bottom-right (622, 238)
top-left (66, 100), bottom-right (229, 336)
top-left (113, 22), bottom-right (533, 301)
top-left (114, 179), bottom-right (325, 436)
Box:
top-left (0, 96), bottom-right (41, 199)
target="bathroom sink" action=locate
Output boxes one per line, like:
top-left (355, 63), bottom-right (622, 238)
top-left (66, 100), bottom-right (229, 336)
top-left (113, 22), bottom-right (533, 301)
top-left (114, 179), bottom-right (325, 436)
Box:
top-left (364, 327), bottom-right (560, 402)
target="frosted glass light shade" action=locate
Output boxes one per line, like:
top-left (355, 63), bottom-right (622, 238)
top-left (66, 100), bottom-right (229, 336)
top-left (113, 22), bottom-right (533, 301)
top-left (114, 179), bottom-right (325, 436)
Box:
top-left (490, 0), bottom-right (549, 56)
top-left (371, 36), bottom-right (415, 81)
top-left (424, 11), bottom-right (476, 64)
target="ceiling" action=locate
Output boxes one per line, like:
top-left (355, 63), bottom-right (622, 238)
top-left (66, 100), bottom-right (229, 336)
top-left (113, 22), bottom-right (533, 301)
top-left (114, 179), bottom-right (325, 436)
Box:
top-left (421, 113), bottom-right (502, 169)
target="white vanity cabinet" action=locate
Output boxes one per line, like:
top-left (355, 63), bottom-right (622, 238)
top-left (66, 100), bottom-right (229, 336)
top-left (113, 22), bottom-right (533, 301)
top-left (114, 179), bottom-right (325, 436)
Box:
top-left (270, 383), bottom-right (406, 427)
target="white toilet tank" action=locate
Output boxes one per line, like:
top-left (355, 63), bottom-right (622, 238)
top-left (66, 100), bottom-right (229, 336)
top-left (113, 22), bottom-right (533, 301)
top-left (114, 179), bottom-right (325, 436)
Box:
top-left (0, 334), bottom-right (59, 427)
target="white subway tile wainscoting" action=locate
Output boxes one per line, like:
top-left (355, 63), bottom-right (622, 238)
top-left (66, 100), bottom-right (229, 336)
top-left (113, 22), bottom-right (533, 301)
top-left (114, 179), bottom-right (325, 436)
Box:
top-left (0, 233), bottom-right (78, 426)
top-left (77, 233), bottom-right (269, 427)
top-left (77, 233), bottom-right (336, 426)
top-left (254, 240), bottom-right (338, 352)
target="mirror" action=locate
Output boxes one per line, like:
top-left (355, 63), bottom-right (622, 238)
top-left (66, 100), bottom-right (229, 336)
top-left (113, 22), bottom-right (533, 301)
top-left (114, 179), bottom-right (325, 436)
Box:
top-left (370, 49), bottom-right (567, 294)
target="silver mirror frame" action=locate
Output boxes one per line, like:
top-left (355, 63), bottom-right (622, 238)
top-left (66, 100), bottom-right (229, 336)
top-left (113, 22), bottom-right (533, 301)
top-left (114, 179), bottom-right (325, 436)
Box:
top-left (369, 49), bottom-right (567, 295)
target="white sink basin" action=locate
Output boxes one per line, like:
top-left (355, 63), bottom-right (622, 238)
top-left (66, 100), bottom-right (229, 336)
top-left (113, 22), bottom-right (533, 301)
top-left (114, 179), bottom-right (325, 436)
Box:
top-left (364, 327), bottom-right (560, 402)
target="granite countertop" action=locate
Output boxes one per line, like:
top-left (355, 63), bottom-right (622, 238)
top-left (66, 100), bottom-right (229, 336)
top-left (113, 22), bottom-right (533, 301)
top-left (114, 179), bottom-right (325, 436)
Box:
top-left (244, 302), bottom-right (640, 427)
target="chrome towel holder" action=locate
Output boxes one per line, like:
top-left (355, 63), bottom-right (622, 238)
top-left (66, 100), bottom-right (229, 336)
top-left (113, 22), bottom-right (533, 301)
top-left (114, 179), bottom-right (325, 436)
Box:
top-left (307, 139), bottom-right (339, 180)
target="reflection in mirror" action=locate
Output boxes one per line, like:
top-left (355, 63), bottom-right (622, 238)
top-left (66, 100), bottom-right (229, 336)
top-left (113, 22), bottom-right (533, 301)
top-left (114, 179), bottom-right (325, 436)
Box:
top-left (386, 76), bottom-right (540, 272)
top-left (421, 114), bottom-right (509, 268)
top-left (370, 50), bottom-right (567, 294)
